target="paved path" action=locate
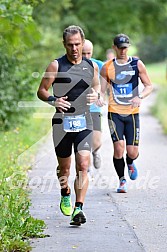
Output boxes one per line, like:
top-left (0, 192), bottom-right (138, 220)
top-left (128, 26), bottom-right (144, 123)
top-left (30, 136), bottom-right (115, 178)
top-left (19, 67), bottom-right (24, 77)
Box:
top-left (29, 87), bottom-right (167, 252)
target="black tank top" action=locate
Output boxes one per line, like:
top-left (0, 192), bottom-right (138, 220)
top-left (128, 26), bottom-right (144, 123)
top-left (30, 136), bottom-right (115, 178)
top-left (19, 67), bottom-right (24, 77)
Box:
top-left (110, 57), bottom-right (139, 105)
top-left (52, 55), bottom-right (94, 115)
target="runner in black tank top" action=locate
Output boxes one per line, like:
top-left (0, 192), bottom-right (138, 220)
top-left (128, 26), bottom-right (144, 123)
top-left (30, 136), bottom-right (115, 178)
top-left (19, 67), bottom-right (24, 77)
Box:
top-left (52, 54), bottom-right (94, 157)
top-left (37, 25), bottom-right (101, 226)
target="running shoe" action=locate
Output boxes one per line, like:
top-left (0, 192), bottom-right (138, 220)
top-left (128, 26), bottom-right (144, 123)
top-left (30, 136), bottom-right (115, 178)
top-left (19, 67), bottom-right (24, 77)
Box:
top-left (70, 207), bottom-right (86, 226)
top-left (60, 195), bottom-right (73, 216)
top-left (128, 162), bottom-right (138, 180)
top-left (117, 179), bottom-right (127, 193)
top-left (92, 151), bottom-right (101, 169)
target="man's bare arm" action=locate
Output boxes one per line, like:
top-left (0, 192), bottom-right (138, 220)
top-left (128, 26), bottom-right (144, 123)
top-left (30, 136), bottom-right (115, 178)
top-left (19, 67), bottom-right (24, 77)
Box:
top-left (37, 61), bottom-right (58, 101)
top-left (37, 60), bottom-right (71, 112)
top-left (138, 60), bottom-right (153, 98)
top-left (100, 64), bottom-right (108, 97)
top-left (92, 62), bottom-right (101, 93)
top-left (129, 60), bottom-right (153, 108)
top-left (86, 62), bottom-right (101, 104)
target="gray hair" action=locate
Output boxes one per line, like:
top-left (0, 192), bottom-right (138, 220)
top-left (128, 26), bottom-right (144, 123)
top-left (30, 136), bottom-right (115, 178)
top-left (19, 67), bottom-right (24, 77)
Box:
top-left (63, 25), bottom-right (85, 42)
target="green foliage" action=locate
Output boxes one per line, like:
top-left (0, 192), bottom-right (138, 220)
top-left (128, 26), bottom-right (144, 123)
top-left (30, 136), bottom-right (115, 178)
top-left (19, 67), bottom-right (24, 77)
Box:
top-left (31, 0), bottom-right (73, 69)
top-left (137, 34), bottom-right (167, 63)
top-left (0, 0), bottom-right (41, 56)
top-left (151, 87), bottom-right (167, 134)
top-left (147, 60), bottom-right (167, 134)
top-left (137, 0), bottom-right (167, 37)
top-left (68, 0), bottom-right (167, 59)
top-left (0, 168), bottom-right (46, 251)
top-left (0, 0), bottom-right (48, 245)
top-left (0, 112), bottom-right (51, 169)
top-left (146, 61), bottom-right (167, 85)
top-left (0, 115), bottom-right (50, 251)
top-left (31, 0), bottom-right (167, 61)
top-left (32, 0), bottom-right (72, 29)
top-left (23, 0), bottom-right (45, 6)
top-left (0, 54), bottom-right (36, 130)
top-left (0, 0), bottom-right (42, 130)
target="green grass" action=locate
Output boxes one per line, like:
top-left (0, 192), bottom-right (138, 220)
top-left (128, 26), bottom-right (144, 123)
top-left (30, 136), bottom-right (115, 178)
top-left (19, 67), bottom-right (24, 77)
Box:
top-left (146, 61), bottom-right (167, 133)
top-left (0, 108), bottom-right (52, 251)
top-left (151, 88), bottom-right (167, 134)
top-left (146, 61), bottom-right (167, 86)
top-left (128, 45), bottom-right (138, 57)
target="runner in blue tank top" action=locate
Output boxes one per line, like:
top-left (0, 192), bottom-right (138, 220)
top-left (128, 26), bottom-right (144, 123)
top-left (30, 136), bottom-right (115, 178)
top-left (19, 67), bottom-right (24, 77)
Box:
top-left (82, 39), bottom-right (104, 170)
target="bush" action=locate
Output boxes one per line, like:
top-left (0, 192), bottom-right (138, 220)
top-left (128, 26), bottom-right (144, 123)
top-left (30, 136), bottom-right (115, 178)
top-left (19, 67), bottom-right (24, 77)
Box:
top-left (0, 0), bottom-right (41, 131)
top-left (0, 167), bottom-right (46, 251)
top-left (151, 87), bottom-right (167, 134)
top-left (137, 34), bottom-right (167, 63)
top-left (0, 53), bottom-right (36, 130)
top-left (0, 114), bottom-right (51, 251)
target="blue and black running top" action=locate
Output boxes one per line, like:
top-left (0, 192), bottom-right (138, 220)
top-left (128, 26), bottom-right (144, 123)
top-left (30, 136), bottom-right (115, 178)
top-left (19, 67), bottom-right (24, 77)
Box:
top-left (90, 57), bottom-right (104, 113)
top-left (106, 56), bottom-right (140, 114)
top-left (52, 55), bottom-right (94, 116)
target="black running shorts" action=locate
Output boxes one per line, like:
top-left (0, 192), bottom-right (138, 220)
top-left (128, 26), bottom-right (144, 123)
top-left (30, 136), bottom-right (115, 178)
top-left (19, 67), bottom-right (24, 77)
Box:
top-left (108, 112), bottom-right (140, 146)
top-left (52, 115), bottom-right (93, 158)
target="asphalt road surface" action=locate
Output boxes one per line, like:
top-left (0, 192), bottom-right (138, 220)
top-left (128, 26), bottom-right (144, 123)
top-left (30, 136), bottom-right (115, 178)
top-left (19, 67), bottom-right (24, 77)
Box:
top-left (29, 87), bottom-right (167, 252)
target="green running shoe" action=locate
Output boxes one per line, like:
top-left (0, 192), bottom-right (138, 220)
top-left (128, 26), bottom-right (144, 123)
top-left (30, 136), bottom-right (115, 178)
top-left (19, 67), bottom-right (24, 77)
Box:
top-left (70, 207), bottom-right (86, 226)
top-left (60, 195), bottom-right (73, 216)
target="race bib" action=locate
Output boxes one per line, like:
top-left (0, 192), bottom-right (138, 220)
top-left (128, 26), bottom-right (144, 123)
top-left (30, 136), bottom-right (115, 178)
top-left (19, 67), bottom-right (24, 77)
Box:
top-left (63, 114), bottom-right (87, 132)
top-left (113, 83), bottom-right (133, 98)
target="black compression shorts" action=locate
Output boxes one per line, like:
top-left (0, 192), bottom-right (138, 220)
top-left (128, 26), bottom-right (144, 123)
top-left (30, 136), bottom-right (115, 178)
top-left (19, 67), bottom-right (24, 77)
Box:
top-left (52, 125), bottom-right (92, 158)
top-left (52, 111), bottom-right (93, 158)
top-left (108, 112), bottom-right (140, 146)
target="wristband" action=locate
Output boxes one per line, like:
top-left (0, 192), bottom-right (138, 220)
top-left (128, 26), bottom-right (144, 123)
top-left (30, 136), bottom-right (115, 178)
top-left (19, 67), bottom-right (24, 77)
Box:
top-left (47, 96), bottom-right (57, 106)
top-left (97, 92), bottom-right (100, 100)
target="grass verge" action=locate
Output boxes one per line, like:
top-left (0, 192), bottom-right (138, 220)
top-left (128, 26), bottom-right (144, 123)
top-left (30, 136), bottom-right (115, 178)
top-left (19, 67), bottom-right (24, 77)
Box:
top-left (146, 61), bottom-right (167, 86)
top-left (146, 61), bottom-right (167, 133)
top-left (0, 107), bottom-right (53, 251)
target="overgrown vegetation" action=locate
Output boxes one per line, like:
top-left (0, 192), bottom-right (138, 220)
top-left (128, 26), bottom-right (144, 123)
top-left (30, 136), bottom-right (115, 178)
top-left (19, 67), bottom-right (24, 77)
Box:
top-left (30, 0), bottom-right (167, 62)
top-left (147, 61), bottom-right (167, 86)
top-left (0, 114), bottom-right (51, 251)
top-left (137, 35), bottom-right (167, 63)
top-left (147, 61), bottom-right (167, 133)
top-left (0, 0), bottom-right (42, 130)
top-left (0, 171), bottom-right (46, 251)
top-left (151, 88), bottom-right (167, 134)
top-left (153, 92), bottom-right (167, 135)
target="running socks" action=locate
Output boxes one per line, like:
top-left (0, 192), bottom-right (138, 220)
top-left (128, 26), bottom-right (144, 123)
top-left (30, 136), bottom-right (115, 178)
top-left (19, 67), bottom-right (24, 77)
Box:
top-left (61, 187), bottom-right (71, 196)
top-left (126, 154), bottom-right (133, 165)
top-left (126, 153), bottom-right (139, 165)
top-left (113, 157), bottom-right (125, 180)
top-left (75, 202), bottom-right (83, 210)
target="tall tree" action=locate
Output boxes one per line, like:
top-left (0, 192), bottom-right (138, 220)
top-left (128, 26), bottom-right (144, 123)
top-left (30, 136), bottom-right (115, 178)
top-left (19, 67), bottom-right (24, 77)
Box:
top-left (0, 0), bottom-right (42, 130)
top-left (69, 0), bottom-right (167, 59)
